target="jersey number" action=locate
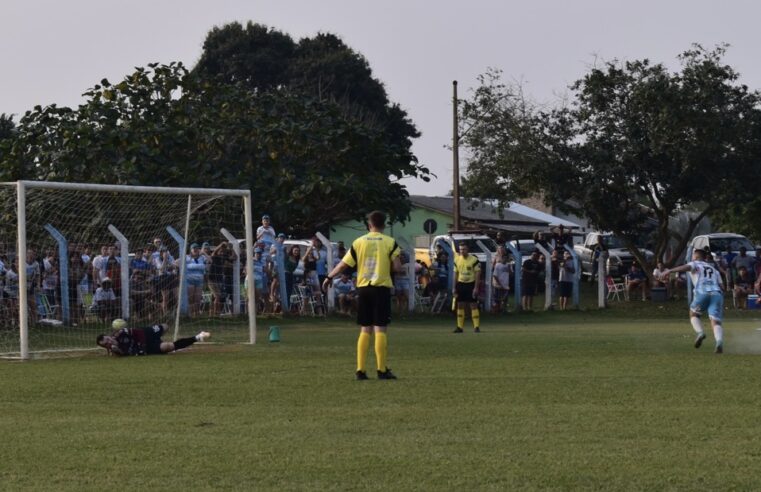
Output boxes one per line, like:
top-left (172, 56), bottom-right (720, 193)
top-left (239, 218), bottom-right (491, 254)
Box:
top-left (703, 267), bottom-right (714, 279)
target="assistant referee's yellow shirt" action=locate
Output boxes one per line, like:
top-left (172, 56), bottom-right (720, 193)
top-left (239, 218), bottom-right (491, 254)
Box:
top-left (454, 254), bottom-right (480, 283)
top-left (342, 232), bottom-right (400, 288)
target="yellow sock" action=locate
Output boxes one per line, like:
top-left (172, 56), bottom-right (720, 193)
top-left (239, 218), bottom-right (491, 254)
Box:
top-left (457, 308), bottom-right (465, 329)
top-left (374, 332), bottom-right (388, 371)
top-left (357, 332), bottom-right (370, 372)
top-left (472, 308), bottom-right (480, 329)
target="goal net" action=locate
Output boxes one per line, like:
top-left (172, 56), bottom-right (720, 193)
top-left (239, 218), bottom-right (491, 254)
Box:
top-left (0, 181), bottom-right (256, 359)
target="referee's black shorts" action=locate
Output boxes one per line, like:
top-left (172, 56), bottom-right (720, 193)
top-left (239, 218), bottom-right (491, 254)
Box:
top-left (455, 281), bottom-right (477, 303)
top-left (356, 286), bottom-right (392, 327)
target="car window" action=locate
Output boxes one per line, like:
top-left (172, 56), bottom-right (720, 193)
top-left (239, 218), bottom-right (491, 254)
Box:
top-left (454, 238), bottom-right (497, 254)
top-left (709, 237), bottom-right (754, 253)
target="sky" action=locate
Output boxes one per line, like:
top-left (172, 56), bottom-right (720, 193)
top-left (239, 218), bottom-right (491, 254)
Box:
top-left (2, 0), bottom-right (760, 196)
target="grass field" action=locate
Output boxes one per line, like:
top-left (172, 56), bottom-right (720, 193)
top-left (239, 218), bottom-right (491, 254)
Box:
top-left (3, 305), bottom-right (761, 490)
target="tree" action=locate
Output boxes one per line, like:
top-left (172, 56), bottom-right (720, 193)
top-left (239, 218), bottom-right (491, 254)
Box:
top-left (192, 22), bottom-right (421, 173)
top-left (460, 46), bottom-right (761, 274)
top-left (0, 63), bottom-right (430, 235)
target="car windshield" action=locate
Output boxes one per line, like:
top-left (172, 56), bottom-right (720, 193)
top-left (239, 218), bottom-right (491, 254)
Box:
top-left (454, 238), bottom-right (497, 254)
top-left (709, 237), bottom-right (754, 253)
top-left (601, 236), bottom-right (625, 249)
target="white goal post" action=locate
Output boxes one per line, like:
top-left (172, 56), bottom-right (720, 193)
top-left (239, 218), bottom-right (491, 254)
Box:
top-left (1, 180), bottom-right (257, 359)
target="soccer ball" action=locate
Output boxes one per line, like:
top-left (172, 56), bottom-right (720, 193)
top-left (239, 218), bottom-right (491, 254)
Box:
top-left (112, 319), bottom-right (127, 330)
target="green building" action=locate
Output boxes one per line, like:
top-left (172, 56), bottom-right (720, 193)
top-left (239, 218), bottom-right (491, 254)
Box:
top-left (329, 196), bottom-right (570, 248)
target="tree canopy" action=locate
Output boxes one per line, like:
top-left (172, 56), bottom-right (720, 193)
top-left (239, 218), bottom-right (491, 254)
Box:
top-left (0, 22), bottom-right (429, 235)
top-left (460, 45), bottom-right (761, 271)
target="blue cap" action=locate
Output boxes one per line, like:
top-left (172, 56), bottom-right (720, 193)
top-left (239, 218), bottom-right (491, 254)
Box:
top-left (202, 242), bottom-right (210, 248)
top-left (277, 233), bottom-right (286, 238)
top-left (190, 243), bottom-right (200, 249)
top-left (262, 214), bottom-right (270, 220)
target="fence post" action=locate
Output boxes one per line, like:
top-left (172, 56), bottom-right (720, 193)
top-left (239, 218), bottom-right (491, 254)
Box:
top-left (220, 228), bottom-right (243, 315)
top-left (107, 225), bottom-right (131, 320)
top-left (477, 240), bottom-right (492, 312)
top-left (43, 224), bottom-right (70, 324)
top-left (564, 244), bottom-right (580, 309)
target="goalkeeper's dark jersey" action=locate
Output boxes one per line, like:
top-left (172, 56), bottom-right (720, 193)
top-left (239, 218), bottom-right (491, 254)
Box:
top-left (111, 325), bottom-right (165, 356)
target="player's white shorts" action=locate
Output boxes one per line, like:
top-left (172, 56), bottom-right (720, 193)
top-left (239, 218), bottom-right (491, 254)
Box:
top-left (690, 292), bottom-right (723, 321)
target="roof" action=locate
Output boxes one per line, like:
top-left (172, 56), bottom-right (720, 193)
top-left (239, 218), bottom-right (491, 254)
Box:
top-left (410, 196), bottom-right (580, 228)
top-left (505, 202), bottom-right (582, 228)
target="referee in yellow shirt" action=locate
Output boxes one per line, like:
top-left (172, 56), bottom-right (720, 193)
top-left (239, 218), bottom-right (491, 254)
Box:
top-left (454, 242), bottom-right (481, 333)
top-left (324, 211), bottom-right (402, 380)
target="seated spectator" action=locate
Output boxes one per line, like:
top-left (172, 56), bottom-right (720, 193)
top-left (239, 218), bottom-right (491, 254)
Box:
top-left (652, 261), bottom-right (668, 288)
top-left (92, 278), bottom-right (117, 320)
top-left (627, 263), bottom-right (647, 301)
top-left (734, 266), bottom-right (753, 309)
top-left (333, 272), bottom-right (356, 314)
top-left (492, 253), bottom-right (511, 312)
top-left (731, 247), bottom-right (755, 283)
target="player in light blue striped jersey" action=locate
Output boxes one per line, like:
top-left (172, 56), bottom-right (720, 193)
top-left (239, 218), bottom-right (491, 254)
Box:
top-left (660, 248), bottom-right (725, 353)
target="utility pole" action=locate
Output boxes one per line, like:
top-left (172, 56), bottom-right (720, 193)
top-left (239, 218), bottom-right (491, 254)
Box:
top-left (452, 80), bottom-right (461, 230)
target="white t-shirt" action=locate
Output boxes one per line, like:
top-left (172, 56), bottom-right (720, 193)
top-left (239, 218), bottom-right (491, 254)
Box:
top-left (92, 287), bottom-right (116, 306)
top-left (257, 225), bottom-right (276, 245)
top-left (493, 262), bottom-right (510, 289)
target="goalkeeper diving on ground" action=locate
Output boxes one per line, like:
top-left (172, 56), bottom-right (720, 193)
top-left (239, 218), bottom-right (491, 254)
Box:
top-left (96, 319), bottom-right (210, 356)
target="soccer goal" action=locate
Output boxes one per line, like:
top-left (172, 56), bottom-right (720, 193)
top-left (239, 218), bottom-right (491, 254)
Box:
top-left (0, 181), bottom-right (256, 359)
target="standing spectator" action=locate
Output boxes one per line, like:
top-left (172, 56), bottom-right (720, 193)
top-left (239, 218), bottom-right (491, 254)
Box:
top-left (495, 231), bottom-right (507, 247)
top-left (42, 253), bottom-right (59, 311)
top-left (393, 252), bottom-right (411, 313)
top-left (67, 251), bottom-right (87, 325)
top-left (130, 247), bottom-right (151, 272)
top-left (256, 215), bottom-right (276, 248)
top-left (627, 263), bottom-right (647, 301)
top-left (533, 231), bottom-right (551, 252)
top-left (91, 244), bottom-right (108, 288)
top-left (103, 245), bottom-right (122, 299)
top-left (313, 237), bottom-right (329, 286)
top-left (521, 250), bottom-right (541, 311)
top-left (302, 240), bottom-right (320, 291)
top-left (734, 266), bottom-right (753, 309)
top-left (209, 242), bottom-right (237, 316)
top-left (558, 250), bottom-right (575, 310)
top-left (154, 247), bottom-right (177, 316)
top-left (552, 225), bottom-right (572, 251)
top-left (252, 248), bottom-right (268, 313)
top-left (200, 242), bottom-right (213, 265)
top-left (185, 243), bottom-right (207, 317)
top-left (492, 253), bottom-right (511, 312)
top-left (431, 251), bottom-right (450, 295)
top-left (25, 249), bottom-right (41, 325)
top-left (549, 249), bottom-right (560, 303)
top-left (591, 236), bottom-right (607, 281)
top-left (284, 245), bottom-right (301, 299)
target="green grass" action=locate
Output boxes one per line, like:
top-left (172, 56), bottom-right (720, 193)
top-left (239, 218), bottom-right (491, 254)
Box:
top-left (3, 307), bottom-right (761, 490)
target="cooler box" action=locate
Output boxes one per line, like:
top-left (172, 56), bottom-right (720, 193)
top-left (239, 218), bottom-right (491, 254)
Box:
top-left (748, 295), bottom-right (761, 310)
top-left (650, 287), bottom-right (668, 302)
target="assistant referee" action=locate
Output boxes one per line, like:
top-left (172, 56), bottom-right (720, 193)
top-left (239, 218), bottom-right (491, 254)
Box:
top-left (323, 211), bottom-right (402, 380)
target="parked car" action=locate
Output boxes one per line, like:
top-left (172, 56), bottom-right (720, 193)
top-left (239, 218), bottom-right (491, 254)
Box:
top-left (689, 233), bottom-right (755, 259)
top-left (423, 233), bottom-right (498, 267)
top-left (574, 232), bottom-right (653, 279)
